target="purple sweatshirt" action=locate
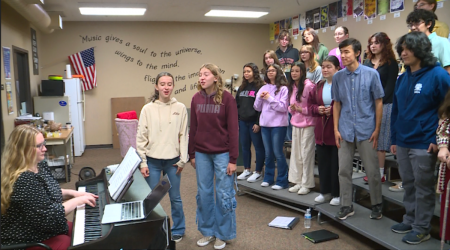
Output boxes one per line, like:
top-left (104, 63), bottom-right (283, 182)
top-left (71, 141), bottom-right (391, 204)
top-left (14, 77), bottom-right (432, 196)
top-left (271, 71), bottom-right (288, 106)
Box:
top-left (253, 84), bottom-right (289, 127)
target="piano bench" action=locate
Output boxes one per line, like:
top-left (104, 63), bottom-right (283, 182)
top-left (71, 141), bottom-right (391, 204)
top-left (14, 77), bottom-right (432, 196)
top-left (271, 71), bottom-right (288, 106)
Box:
top-left (1, 242), bottom-right (52, 250)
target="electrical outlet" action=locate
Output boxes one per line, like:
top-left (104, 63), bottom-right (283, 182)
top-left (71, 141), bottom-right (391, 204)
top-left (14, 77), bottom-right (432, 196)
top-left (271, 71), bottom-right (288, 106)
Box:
top-left (1, 84), bottom-right (4, 90)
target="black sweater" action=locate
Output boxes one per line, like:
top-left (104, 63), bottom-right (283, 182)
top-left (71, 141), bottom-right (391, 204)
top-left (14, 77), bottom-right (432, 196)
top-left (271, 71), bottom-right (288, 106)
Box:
top-left (235, 82), bottom-right (262, 125)
top-left (363, 58), bottom-right (399, 104)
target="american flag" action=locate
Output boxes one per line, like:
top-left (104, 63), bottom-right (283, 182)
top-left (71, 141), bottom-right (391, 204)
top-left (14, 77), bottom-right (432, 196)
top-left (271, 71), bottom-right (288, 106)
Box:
top-left (68, 47), bottom-right (96, 91)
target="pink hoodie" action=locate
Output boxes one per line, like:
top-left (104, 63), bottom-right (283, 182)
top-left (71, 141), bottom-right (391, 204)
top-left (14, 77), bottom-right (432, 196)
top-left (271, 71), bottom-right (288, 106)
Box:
top-left (288, 79), bottom-right (316, 128)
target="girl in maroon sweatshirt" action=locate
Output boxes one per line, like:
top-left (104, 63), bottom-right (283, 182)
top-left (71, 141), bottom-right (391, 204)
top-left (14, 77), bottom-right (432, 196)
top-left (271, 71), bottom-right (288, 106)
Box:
top-left (188, 63), bottom-right (239, 249)
top-left (308, 56), bottom-right (341, 206)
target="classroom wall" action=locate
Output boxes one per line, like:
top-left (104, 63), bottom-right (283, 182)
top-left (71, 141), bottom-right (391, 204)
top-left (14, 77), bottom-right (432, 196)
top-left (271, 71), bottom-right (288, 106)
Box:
top-left (39, 22), bottom-right (270, 145)
top-left (277, 0), bottom-right (450, 60)
top-left (1, 2), bottom-right (43, 139)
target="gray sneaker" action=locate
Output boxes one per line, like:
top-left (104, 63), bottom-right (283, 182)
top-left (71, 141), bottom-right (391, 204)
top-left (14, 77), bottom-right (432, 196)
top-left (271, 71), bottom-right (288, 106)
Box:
top-left (370, 203), bottom-right (383, 220)
top-left (336, 205), bottom-right (355, 220)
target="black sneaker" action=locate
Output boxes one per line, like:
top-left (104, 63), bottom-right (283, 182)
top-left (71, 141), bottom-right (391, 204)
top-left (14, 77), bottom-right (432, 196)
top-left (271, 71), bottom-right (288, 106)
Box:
top-left (172, 235), bottom-right (183, 243)
top-left (391, 222), bottom-right (413, 234)
top-left (336, 205), bottom-right (355, 220)
top-left (370, 203), bottom-right (383, 220)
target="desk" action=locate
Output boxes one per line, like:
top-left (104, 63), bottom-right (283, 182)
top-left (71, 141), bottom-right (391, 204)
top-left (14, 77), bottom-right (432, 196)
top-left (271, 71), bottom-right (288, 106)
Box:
top-left (46, 128), bottom-right (74, 183)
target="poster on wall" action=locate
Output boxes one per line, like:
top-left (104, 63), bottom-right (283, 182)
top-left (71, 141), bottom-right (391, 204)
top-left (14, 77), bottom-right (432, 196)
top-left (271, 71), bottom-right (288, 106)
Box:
top-left (6, 82), bottom-right (13, 114)
top-left (30, 28), bottom-right (39, 75)
top-left (321, 5), bottom-right (329, 28)
top-left (338, 0), bottom-right (343, 18)
top-left (329, 2), bottom-right (339, 26)
top-left (353, 0), bottom-right (364, 16)
top-left (305, 10), bottom-right (314, 28)
top-left (274, 21), bottom-right (280, 40)
top-left (2, 47), bottom-right (11, 79)
top-left (311, 7), bottom-right (321, 30)
top-left (285, 17), bottom-right (293, 30)
top-left (364, 0), bottom-right (377, 19)
top-left (299, 13), bottom-right (306, 31)
top-left (270, 23), bottom-right (275, 41)
top-left (377, 0), bottom-right (390, 15)
top-left (390, 0), bottom-right (405, 12)
top-left (279, 19), bottom-right (286, 30)
top-left (292, 15), bottom-right (300, 36)
top-left (342, 0), bottom-right (354, 16)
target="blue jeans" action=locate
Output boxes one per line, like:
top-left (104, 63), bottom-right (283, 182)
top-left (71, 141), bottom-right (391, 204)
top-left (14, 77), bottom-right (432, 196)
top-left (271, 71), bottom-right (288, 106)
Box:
top-left (145, 157), bottom-right (185, 236)
top-left (261, 127), bottom-right (289, 188)
top-left (239, 120), bottom-right (265, 172)
top-left (285, 113), bottom-right (292, 141)
top-left (195, 152), bottom-right (236, 241)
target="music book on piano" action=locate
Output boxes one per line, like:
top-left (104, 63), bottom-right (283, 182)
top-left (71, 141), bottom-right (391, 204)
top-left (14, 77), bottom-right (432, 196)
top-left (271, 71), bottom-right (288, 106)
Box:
top-left (108, 147), bottom-right (142, 201)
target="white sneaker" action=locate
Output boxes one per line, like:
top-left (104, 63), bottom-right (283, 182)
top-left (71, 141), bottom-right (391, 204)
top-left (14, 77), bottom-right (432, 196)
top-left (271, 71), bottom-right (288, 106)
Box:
top-left (389, 183), bottom-right (404, 192)
top-left (330, 197), bottom-right (340, 206)
top-left (289, 184), bottom-right (301, 193)
top-left (271, 185), bottom-right (284, 190)
top-left (247, 172), bottom-right (261, 182)
top-left (237, 169), bottom-right (251, 180)
top-left (197, 236), bottom-right (215, 247)
top-left (214, 238), bottom-right (226, 250)
top-left (261, 182), bottom-right (269, 187)
top-left (298, 187), bottom-right (310, 195)
top-left (314, 193), bottom-right (331, 203)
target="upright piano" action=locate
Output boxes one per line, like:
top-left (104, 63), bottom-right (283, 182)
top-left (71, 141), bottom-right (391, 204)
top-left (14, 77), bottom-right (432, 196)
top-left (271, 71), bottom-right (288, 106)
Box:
top-left (69, 168), bottom-right (174, 250)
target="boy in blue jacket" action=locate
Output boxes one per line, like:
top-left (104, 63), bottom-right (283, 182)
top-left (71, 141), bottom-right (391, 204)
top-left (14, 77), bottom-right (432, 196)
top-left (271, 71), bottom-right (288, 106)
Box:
top-left (390, 32), bottom-right (450, 245)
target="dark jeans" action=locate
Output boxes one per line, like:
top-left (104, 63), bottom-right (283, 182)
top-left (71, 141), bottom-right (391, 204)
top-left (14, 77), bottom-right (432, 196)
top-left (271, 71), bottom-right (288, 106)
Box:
top-left (239, 120), bottom-right (265, 172)
top-left (317, 144), bottom-right (339, 197)
top-left (285, 113), bottom-right (292, 141)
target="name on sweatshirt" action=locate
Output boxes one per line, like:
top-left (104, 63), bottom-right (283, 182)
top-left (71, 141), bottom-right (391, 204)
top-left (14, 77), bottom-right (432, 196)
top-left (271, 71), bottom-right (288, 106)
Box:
top-left (239, 90), bottom-right (256, 98)
top-left (196, 104), bottom-right (221, 114)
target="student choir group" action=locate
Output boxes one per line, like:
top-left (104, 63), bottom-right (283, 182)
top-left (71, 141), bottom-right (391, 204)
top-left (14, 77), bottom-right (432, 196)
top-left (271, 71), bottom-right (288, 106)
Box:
top-left (1, 2), bottom-right (450, 250)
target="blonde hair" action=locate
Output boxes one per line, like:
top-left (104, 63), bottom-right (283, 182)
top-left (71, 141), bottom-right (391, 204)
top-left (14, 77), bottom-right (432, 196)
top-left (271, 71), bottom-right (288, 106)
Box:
top-left (301, 45), bottom-right (319, 72)
top-left (1, 125), bottom-right (41, 214)
top-left (197, 63), bottom-right (224, 105)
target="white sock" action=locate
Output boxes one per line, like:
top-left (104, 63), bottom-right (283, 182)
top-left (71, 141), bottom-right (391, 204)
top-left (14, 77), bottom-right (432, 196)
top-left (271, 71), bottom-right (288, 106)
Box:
top-left (380, 168), bottom-right (384, 177)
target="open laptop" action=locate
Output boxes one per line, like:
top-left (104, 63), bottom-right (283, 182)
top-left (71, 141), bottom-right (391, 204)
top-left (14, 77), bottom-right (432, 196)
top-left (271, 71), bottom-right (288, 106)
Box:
top-left (101, 174), bottom-right (171, 224)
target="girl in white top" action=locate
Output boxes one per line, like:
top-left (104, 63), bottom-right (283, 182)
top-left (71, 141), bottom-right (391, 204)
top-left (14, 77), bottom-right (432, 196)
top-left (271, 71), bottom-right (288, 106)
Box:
top-left (136, 72), bottom-right (188, 242)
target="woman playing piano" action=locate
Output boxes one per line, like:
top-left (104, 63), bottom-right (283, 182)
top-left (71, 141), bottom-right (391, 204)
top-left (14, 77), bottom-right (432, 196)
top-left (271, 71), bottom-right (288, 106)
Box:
top-left (1, 125), bottom-right (97, 249)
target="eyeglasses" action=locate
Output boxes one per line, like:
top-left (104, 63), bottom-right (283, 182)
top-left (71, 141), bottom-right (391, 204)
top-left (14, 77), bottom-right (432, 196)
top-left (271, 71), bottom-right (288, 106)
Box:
top-left (267, 69), bottom-right (277, 73)
top-left (407, 21), bottom-right (424, 29)
top-left (300, 51), bottom-right (309, 54)
top-left (35, 140), bottom-right (46, 150)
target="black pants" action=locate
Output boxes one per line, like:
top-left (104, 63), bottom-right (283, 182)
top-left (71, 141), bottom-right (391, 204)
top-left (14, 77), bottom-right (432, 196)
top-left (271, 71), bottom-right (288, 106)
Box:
top-left (317, 144), bottom-right (340, 197)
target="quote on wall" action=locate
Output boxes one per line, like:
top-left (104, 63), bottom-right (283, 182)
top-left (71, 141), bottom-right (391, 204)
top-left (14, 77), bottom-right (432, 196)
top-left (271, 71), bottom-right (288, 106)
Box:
top-left (79, 34), bottom-right (226, 95)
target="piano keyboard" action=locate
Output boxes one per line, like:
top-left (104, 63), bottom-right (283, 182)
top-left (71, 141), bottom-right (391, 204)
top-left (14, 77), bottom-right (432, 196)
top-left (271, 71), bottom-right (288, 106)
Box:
top-left (72, 185), bottom-right (102, 246)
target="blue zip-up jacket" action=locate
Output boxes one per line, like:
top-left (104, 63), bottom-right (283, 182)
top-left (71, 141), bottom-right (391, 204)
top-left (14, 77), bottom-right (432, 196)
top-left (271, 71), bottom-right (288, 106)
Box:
top-left (391, 63), bottom-right (450, 149)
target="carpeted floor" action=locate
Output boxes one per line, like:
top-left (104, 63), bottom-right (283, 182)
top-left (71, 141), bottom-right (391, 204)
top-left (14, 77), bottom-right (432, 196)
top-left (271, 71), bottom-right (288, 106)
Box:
top-left (61, 148), bottom-right (385, 250)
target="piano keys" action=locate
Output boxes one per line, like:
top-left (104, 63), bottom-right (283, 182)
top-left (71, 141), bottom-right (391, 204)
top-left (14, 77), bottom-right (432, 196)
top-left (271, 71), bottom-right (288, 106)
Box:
top-left (69, 169), bottom-right (174, 250)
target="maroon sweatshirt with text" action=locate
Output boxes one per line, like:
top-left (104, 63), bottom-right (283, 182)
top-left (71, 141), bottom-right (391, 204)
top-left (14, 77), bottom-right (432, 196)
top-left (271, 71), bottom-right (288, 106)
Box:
top-left (188, 90), bottom-right (239, 164)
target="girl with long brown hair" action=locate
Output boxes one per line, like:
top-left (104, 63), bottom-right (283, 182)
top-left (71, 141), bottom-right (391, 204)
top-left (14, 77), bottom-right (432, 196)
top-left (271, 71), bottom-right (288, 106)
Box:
top-left (302, 27), bottom-right (329, 65)
top-left (236, 63), bottom-right (266, 182)
top-left (300, 45), bottom-right (323, 84)
top-left (363, 32), bottom-right (398, 186)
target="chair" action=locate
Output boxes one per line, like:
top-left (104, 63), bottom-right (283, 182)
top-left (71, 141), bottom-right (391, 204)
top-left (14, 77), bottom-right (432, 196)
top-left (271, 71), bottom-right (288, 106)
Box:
top-left (115, 118), bottom-right (139, 157)
top-left (1, 242), bottom-right (52, 250)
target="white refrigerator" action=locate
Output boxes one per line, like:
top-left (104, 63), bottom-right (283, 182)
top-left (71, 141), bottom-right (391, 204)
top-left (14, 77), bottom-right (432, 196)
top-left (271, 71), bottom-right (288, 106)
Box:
top-left (33, 78), bottom-right (86, 156)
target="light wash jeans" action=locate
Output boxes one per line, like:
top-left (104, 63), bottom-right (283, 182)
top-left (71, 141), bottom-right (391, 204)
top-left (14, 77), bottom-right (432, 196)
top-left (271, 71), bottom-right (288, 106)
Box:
top-left (261, 126), bottom-right (289, 188)
top-left (146, 157), bottom-right (186, 236)
top-left (195, 152), bottom-right (237, 241)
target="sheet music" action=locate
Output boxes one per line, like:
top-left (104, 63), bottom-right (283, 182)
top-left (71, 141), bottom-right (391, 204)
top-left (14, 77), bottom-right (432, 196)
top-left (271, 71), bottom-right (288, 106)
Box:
top-left (108, 147), bottom-right (142, 200)
top-left (268, 216), bottom-right (296, 228)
